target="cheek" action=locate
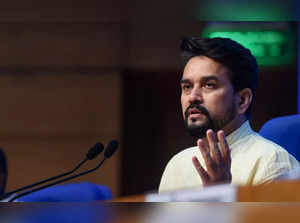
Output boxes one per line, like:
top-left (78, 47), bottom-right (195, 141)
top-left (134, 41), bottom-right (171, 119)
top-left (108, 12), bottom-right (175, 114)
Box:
top-left (181, 95), bottom-right (188, 116)
top-left (204, 92), bottom-right (234, 116)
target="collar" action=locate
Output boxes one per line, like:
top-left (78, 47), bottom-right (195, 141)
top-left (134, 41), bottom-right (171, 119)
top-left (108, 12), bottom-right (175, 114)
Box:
top-left (225, 120), bottom-right (253, 147)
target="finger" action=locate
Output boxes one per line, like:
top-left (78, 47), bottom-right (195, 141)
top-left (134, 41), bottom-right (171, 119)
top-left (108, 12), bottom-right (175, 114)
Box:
top-left (206, 129), bottom-right (222, 165)
top-left (217, 130), bottom-right (231, 168)
top-left (192, 156), bottom-right (209, 184)
top-left (197, 138), bottom-right (214, 173)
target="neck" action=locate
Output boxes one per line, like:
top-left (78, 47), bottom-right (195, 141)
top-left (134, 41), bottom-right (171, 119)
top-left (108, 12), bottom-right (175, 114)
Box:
top-left (202, 115), bottom-right (247, 145)
top-left (222, 115), bottom-right (247, 136)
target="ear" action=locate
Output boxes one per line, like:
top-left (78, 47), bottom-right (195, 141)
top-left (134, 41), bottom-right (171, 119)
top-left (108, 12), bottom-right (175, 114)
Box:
top-left (235, 88), bottom-right (253, 115)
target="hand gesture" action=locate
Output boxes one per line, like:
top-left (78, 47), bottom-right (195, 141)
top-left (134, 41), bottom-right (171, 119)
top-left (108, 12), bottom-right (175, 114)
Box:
top-left (192, 129), bottom-right (231, 186)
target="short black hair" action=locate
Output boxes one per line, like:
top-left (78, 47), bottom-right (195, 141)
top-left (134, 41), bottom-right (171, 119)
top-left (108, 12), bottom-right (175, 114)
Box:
top-left (180, 36), bottom-right (258, 119)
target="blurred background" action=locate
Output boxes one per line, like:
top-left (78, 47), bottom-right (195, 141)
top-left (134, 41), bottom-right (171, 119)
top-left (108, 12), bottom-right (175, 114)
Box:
top-left (0, 0), bottom-right (299, 197)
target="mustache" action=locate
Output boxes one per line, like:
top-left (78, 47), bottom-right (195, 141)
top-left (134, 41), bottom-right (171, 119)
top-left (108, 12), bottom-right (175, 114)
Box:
top-left (184, 103), bottom-right (210, 118)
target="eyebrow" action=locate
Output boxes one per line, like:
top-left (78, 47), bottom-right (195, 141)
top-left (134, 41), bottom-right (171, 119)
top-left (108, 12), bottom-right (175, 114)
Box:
top-left (180, 75), bottom-right (219, 84)
top-left (180, 79), bottom-right (191, 84)
top-left (201, 76), bottom-right (219, 82)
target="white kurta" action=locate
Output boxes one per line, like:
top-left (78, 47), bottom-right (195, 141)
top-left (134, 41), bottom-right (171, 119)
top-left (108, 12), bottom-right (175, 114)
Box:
top-left (159, 121), bottom-right (299, 193)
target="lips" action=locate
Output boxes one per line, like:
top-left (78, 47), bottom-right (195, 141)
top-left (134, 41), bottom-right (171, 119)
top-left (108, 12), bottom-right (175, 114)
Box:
top-left (188, 108), bottom-right (202, 116)
top-left (184, 104), bottom-right (209, 121)
top-left (187, 108), bottom-right (205, 120)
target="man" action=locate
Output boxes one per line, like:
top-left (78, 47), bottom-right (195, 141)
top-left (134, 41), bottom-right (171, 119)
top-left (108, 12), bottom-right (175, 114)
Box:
top-left (159, 37), bottom-right (299, 193)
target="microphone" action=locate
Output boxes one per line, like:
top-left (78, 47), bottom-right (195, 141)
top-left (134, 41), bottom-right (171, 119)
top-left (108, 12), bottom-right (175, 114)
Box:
top-left (86, 143), bottom-right (104, 160)
top-left (9, 140), bottom-right (119, 202)
top-left (104, 140), bottom-right (119, 159)
top-left (0, 142), bottom-right (104, 200)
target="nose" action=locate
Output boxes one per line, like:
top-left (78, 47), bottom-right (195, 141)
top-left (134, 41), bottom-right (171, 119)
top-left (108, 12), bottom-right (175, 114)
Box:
top-left (188, 87), bottom-right (203, 104)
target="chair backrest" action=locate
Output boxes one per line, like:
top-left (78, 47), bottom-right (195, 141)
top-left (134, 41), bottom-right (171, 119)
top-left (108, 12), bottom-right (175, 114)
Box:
top-left (18, 182), bottom-right (112, 202)
top-left (259, 114), bottom-right (300, 161)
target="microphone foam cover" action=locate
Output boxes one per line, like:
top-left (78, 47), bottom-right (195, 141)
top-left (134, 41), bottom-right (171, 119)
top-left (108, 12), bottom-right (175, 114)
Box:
top-left (104, 140), bottom-right (119, 159)
top-left (86, 142), bottom-right (104, 160)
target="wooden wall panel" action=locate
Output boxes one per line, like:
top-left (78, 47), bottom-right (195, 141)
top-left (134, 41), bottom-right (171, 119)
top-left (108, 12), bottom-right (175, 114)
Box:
top-left (1, 72), bottom-right (122, 196)
top-left (0, 23), bottom-right (122, 67)
top-left (125, 22), bottom-right (206, 70)
top-left (0, 1), bottom-right (125, 22)
top-left (0, 0), bottom-right (125, 198)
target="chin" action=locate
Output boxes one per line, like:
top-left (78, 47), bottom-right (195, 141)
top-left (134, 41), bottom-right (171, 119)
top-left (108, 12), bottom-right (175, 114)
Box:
top-left (188, 118), bottom-right (206, 127)
top-left (187, 122), bottom-right (207, 130)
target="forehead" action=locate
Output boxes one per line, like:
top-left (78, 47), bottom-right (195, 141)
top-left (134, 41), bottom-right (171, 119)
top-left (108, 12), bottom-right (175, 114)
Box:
top-left (182, 56), bottom-right (231, 83)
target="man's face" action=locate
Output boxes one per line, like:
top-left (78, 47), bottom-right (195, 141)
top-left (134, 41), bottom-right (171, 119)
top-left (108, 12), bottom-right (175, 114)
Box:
top-left (181, 56), bottom-right (237, 138)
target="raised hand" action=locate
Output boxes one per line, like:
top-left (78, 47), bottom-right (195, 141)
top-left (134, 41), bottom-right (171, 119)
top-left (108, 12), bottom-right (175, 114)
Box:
top-left (192, 129), bottom-right (231, 186)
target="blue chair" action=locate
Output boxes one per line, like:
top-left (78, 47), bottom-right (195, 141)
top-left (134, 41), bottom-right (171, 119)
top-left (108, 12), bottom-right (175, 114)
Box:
top-left (259, 114), bottom-right (300, 162)
top-left (18, 182), bottom-right (112, 202)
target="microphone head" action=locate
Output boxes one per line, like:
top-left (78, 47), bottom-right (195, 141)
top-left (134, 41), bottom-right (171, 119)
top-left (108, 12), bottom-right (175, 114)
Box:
top-left (104, 140), bottom-right (119, 159)
top-left (86, 142), bottom-right (104, 160)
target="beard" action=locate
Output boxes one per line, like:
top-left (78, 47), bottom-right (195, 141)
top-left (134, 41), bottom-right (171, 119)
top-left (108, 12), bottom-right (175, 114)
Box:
top-left (184, 102), bottom-right (236, 139)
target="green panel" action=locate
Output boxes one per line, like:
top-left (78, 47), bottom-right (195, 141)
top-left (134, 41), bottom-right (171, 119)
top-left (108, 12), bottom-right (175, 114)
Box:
top-left (202, 27), bottom-right (296, 66)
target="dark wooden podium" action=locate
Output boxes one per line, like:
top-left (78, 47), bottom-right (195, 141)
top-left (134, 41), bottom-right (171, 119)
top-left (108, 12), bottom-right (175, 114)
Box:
top-left (114, 180), bottom-right (300, 202)
top-left (111, 181), bottom-right (300, 223)
top-left (1, 181), bottom-right (299, 223)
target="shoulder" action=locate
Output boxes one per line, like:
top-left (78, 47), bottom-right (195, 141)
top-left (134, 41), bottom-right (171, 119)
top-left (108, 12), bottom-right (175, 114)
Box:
top-left (248, 132), bottom-right (293, 158)
top-left (164, 146), bottom-right (199, 167)
top-left (171, 146), bottom-right (198, 159)
top-left (159, 146), bottom-right (204, 193)
top-left (233, 131), bottom-right (299, 171)
top-left (231, 131), bottom-right (299, 185)
top-left (249, 132), bottom-right (299, 182)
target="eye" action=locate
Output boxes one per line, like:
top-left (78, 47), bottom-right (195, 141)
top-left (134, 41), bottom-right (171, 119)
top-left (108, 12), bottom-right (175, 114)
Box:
top-left (182, 84), bottom-right (191, 91)
top-left (204, 82), bottom-right (216, 89)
